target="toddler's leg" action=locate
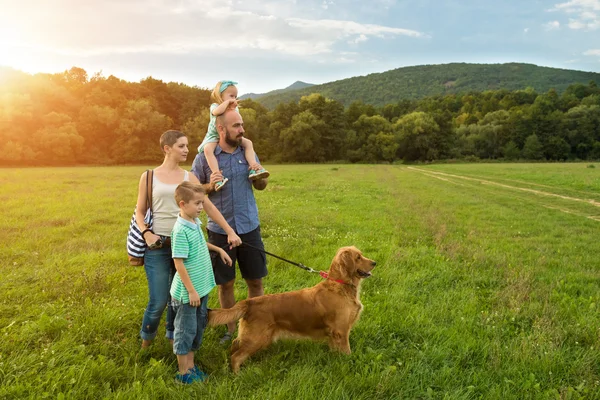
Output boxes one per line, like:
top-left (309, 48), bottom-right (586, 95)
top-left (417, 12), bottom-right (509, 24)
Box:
top-left (203, 142), bottom-right (228, 191)
top-left (242, 138), bottom-right (270, 181)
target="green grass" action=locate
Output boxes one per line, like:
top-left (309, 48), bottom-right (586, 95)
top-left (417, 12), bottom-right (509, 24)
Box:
top-left (1, 164), bottom-right (599, 399)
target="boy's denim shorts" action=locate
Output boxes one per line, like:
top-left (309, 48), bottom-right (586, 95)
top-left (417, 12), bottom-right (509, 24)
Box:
top-left (172, 296), bottom-right (209, 355)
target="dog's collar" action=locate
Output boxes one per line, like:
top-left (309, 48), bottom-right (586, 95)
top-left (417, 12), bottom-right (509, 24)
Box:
top-left (319, 271), bottom-right (350, 285)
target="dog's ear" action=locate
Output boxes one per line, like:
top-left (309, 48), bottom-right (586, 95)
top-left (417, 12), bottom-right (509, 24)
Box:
top-left (329, 247), bottom-right (355, 281)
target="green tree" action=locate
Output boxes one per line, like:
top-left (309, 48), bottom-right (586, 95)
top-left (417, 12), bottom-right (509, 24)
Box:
top-left (346, 101), bottom-right (377, 125)
top-left (32, 112), bottom-right (84, 164)
top-left (298, 94), bottom-right (348, 160)
top-left (562, 105), bottom-right (600, 159)
top-left (0, 92), bottom-right (36, 163)
top-left (503, 140), bottom-right (521, 160)
top-left (590, 141), bottom-right (600, 160)
top-left (139, 77), bottom-right (181, 126)
top-left (266, 101), bottom-right (300, 160)
top-left (182, 108), bottom-right (210, 156)
top-left (395, 112), bottom-right (440, 161)
top-left (347, 115), bottom-right (393, 162)
top-left (581, 95), bottom-right (600, 107)
top-left (77, 105), bottom-right (120, 163)
top-left (472, 110), bottom-right (512, 158)
top-left (279, 110), bottom-right (326, 162)
top-left (112, 99), bottom-right (173, 163)
top-left (362, 132), bottom-right (398, 162)
top-left (381, 99), bottom-right (416, 122)
top-left (544, 136), bottom-right (571, 160)
top-left (522, 134), bottom-right (544, 160)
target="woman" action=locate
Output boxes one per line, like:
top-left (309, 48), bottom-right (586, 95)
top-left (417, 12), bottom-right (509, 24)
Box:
top-left (135, 129), bottom-right (241, 348)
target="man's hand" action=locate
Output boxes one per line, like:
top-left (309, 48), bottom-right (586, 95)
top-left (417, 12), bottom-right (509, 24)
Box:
top-left (227, 232), bottom-right (242, 249)
top-left (210, 170), bottom-right (224, 185)
top-left (189, 291), bottom-right (200, 307)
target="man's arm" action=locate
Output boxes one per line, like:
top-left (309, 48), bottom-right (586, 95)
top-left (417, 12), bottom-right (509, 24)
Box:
top-left (191, 153), bottom-right (207, 183)
top-left (189, 171), bottom-right (219, 194)
top-left (203, 198), bottom-right (242, 248)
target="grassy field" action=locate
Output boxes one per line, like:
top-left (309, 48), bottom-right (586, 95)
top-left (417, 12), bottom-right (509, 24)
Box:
top-left (1, 163), bottom-right (599, 399)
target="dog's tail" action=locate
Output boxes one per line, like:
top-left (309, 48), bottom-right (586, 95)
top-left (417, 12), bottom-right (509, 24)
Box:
top-left (208, 301), bottom-right (248, 327)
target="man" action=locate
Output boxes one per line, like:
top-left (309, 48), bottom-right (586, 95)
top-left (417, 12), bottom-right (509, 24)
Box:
top-left (191, 108), bottom-right (268, 344)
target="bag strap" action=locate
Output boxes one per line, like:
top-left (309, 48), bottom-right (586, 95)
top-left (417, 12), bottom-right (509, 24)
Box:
top-left (146, 169), bottom-right (154, 212)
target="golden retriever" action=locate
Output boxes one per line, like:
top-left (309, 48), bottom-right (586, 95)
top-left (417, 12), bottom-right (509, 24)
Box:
top-left (208, 246), bottom-right (376, 373)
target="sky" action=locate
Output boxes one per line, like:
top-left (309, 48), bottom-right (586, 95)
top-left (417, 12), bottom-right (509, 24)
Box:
top-left (0, 0), bottom-right (599, 94)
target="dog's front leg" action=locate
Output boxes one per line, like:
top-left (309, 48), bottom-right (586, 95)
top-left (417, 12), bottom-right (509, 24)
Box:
top-left (328, 328), bottom-right (351, 354)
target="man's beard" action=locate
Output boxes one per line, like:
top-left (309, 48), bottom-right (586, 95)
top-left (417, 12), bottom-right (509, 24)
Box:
top-left (225, 129), bottom-right (243, 147)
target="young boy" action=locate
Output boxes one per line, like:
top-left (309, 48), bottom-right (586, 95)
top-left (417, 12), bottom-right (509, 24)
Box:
top-left (170, 181), bottom-right (232, 384)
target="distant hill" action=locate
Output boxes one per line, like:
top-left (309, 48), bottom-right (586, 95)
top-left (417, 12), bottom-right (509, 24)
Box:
top-left (239, 80), bottom-right (314, 100)
top-left (255, 63), bottom-right (600, 108)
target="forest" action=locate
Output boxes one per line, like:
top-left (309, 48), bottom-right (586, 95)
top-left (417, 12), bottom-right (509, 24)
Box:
top-left (0, 66), bottom-right (599, 165)
top-left (255, 63), bottom-right (600, 108)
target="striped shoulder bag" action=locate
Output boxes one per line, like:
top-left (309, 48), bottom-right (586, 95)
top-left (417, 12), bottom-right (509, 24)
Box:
top-left (127, 169), bottom-right (153, 266)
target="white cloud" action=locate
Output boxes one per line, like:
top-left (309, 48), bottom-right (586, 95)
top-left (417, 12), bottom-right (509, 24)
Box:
top-left (524, 27), bottom-right (530, 33)
top-left (286, 18), bottom-right (425, 38)
top-left (544, 20), bottom-right (561, 29)
top-left (580, 10), bottom-right (598, 18)
top-left (348, 34), bottom-right (368, 44)
top-left (568, 18), bottom-right (587, 28)
top-left (550, 0), bottom-right (600, 13)
top-left (0, 0), bottom-right (424, 60)
top-left (549, 0), bottom-right (600, 30)
top-left (588, 19), bottom-right (600, 28)
top-left (583, 49), bottom-right (600, 55)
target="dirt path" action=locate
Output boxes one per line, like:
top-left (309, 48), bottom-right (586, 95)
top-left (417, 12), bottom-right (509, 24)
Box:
top-left (418, 171), bottom-right (466, 186)
top-left (435, 173), bottom-right (600, 197)
top-left (407, 166), bottom-right (600, 222)
top-left (408, 167), bottom-right (600, 208)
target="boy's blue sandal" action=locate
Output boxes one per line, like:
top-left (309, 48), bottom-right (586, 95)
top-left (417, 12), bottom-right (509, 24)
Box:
top-left (192, 365), bottom-right (208, 382)
top-left (248, 168), bottom-right (270, 181)
top-left (215, 178), bottom-right (229, 192)
top-left (175, 370), bottom-right (201, 384)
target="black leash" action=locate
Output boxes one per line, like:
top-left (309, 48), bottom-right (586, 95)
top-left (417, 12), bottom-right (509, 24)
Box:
top-left (218, 241), bottom-right (354, 285)
top-left (220, 241), bottom-right (318, 274)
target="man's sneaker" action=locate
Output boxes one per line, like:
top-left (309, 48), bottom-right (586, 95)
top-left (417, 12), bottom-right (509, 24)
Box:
top-left (219, 331), bottom-right (233, 345)
top-left (175, 370), bottom-right (201, 384)
top-left (215, 178), bottom-right (229, 192)
top-left (248, 168), bottom-right (270, 181)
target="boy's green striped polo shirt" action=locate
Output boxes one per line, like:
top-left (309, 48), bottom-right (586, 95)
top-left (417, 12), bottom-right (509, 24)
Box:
top-left (170, 216), bottom-right (216, 303)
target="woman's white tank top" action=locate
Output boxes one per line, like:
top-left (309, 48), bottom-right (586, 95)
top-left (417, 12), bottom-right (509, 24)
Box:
top-left (152, 171), bottom-right (189, 236)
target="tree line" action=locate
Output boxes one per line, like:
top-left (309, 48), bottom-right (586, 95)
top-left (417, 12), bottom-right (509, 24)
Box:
top-left (0, 67), bottom-right (599, 165)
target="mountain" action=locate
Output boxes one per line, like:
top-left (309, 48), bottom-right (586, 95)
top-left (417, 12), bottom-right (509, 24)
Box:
top-left (254, 63), bottom-right (600, 109)
top-left (239, 80), bottom-right (314, 100)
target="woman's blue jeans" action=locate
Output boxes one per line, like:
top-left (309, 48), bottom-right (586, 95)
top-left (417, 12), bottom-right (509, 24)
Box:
top-left (140, 243), bottom-right (176, 341)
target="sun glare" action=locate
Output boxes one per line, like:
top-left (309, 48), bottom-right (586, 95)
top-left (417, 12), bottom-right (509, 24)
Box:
top-left (0, 14), bottom-right (61, 76)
